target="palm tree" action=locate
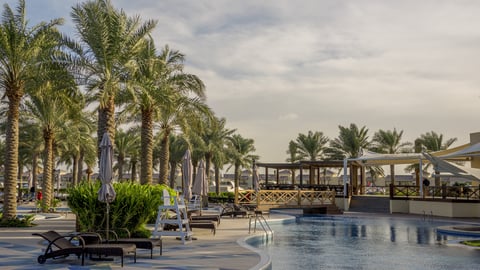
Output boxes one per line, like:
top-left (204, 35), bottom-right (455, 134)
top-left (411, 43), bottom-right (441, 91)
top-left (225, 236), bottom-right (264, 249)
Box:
top-left (415, 131), bottom-right (457, 186)
top-left (226, 134), bottom-right (258, 203)
top-left (168, 134), bottom-right (189, 188)
top-left (56, 109), bottom-right (96, 186)
top-left (0, 0), bottom-right (64, 219)
top-left (114, 128), bottom-right (140, 181)
top-left (69, 0), bottom-right (156, 158)
top-left (371, 128), bottom-right (412, 184)
top-left (328, 123), bottom-right (370, 195)
top-left (286, 140), bottom-right (301, 163)
top-left (198, 116), bottom-right (235, 190)
top-left (18, 121), bottom-right (43, 192)
top-left (294, 131), bottom-right (329, 161)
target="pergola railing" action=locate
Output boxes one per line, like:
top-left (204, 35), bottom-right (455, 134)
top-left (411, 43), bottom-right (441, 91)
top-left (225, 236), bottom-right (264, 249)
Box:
top-left (237, 189), bottom-right (336, 209)
top-left (390, 184), bottom-right (480, 200)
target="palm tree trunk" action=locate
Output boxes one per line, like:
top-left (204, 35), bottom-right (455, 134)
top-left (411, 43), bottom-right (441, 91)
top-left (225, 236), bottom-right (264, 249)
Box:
top-left (117, 156), bottom-right (124, 182)
top-left (77, 150), bottom-right (84, 183)
top-left (213, 165), bottom-right (220, 194)
top-left (32, 153), bottom-right (39, 189)
top-left (141, 111), bottom-right (154, 185)
top-left (3, 97), bottom-right (21, 220)
top-left (390, 164), bottom-right (395, 184)
top-left (97, 97), bottom-right (116, 160)
top-left (159, 132), bottom-right (170, 185)
top-left (42, 129), bottom-right (54, 212)
top-left (234, 164), bottom-right (240, 204)
top-left (131, 161), bottom-right (138, 182)
top-left (169, 162), bottom-right (177, 188)
top-left (72, 155), bottom-right (79, 186)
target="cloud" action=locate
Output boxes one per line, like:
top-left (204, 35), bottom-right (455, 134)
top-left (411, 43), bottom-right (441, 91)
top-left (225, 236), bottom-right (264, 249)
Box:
top-left (8, 0), bottom-right (480, 163)
top-left (278, 113), bottom-right (299, 121)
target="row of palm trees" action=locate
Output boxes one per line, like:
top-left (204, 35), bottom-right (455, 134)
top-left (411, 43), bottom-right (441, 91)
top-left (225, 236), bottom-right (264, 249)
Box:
top-left (0, 0), bottom-right (258, 221)
top-left (287, 124), bottom-right (457, 185)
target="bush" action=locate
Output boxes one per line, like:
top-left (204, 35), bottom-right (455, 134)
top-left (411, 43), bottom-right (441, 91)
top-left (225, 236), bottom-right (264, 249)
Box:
top-left (67, 181), bottom-right (174, 236)
top-left (0, 214), bottom-right (35, 227)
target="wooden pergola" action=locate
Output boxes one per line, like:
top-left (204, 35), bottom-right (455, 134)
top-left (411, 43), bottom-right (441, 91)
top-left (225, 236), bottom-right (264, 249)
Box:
top-left (255, 160), bottom-right (355, 190)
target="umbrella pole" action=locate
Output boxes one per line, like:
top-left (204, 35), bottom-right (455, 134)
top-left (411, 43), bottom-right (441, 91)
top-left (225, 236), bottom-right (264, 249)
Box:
top-left (106, 202), bottom-right (110, 242)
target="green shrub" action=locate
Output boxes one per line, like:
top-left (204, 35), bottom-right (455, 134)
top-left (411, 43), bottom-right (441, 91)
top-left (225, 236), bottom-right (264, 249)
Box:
top-left (0, 214), bottom-right (36, 227)
top-left (67, 181), bottom-right (173, 236)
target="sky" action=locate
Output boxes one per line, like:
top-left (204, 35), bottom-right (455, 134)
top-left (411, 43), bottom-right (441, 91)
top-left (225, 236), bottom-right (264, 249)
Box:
top-left (5, 0), bottom-right (480, 163)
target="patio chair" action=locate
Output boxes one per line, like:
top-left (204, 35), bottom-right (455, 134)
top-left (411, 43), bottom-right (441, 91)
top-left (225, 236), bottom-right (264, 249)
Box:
top-left (97, 228), bottom-right (162, 259)
top-left (34, 230), bottom-right (137, 267)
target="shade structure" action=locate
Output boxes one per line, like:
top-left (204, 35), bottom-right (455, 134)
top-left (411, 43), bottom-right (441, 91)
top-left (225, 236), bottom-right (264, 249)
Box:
top-left (97, 132), bottom-right (115, 241)
top-left (422, 152), bottom-right (480, 181)
top-left (252, 163), bottom-right (260, 192)
top-left (182, 150), bottom-right (193, 202)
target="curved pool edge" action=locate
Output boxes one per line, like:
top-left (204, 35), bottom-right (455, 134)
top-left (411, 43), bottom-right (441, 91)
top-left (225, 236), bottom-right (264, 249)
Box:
top-left (238, 214), bottom-right (296, 270)
top-left (437, 225), bottom-right (480, 237)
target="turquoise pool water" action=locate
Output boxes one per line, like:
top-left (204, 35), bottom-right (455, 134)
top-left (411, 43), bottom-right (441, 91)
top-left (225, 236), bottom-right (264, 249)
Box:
top-left (254, 215), bottom-right (480, 270)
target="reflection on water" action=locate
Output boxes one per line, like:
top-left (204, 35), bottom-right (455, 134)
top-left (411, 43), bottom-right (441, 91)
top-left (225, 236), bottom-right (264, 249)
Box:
top-left (258, 216), bottom-right (480, 270)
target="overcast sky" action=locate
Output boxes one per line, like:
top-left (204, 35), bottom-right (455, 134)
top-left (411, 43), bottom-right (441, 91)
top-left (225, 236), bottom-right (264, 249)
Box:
top-left (6, 0), bottom-right (480, 163)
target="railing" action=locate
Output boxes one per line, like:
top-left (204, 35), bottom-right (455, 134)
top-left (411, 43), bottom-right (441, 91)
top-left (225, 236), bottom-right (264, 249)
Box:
top-left (237, 189), bottom-right (336, 209)
top-left (390, 184), bottom-right (480, 200)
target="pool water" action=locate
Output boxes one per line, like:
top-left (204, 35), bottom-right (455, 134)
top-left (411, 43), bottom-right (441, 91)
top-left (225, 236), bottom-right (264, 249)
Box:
top-left (255, 216), bottom-right (480, 270)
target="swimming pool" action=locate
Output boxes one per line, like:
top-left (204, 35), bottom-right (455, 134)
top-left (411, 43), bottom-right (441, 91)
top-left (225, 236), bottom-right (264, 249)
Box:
top-left (252, 215), bottom-right (480, 270)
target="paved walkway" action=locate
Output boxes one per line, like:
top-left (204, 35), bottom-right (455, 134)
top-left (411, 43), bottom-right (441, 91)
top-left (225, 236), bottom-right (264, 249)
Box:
top-left (0, 208), bottom-right (281, 270)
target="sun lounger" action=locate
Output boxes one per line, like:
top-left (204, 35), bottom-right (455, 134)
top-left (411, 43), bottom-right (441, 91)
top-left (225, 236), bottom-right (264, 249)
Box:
top-left (84, 243), bottom-right (136, 267)
top-left (33, 230), bottom-right (137, 267)
top-left (220, 204), bottom-right (252, 218)
top-left (190, 214), bottom-right (221, 225)
top-left (190, 220), bottom-right (217, 235)
top-left (32, 231), bottom-right (85, 265)
top-left (97, 228), bottom-right (162, 259)
top-left (163, 220), bottom-right (217, 235)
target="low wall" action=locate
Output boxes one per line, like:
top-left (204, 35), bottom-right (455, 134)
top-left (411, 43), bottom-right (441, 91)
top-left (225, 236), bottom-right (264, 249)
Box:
top-left (336, 196), bottom-right (350, 211)
top-left (391, 199), bottom-right (480, 218)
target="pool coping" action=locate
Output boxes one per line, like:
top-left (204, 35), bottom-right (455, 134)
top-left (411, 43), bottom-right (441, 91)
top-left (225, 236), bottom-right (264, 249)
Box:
top-left (238, 214), bottom-right (296, 270)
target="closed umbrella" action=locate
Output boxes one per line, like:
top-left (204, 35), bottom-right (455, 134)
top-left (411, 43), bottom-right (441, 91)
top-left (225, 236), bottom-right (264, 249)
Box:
top-left (192, 160), bottom-right (208, 214)
top-left (97, 132), bottom-right (115, 241)
top-left (182, 150), bottom-right (193, 202)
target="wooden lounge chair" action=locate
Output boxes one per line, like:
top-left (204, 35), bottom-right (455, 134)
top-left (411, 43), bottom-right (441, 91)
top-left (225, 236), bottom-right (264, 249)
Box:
top-left (33, 230), bottom-right (137, 267)
top-left (97, 228), bottom-right (162, 259)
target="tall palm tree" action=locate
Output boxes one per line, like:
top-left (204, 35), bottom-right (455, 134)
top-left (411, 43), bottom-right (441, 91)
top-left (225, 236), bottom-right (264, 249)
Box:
top-left (286, 140), bottom-right (301, 163)
top-left (328, 124), bottom-right (370, 159)
top-left (0, 0), bottom-right (64, 219)
top-left (371, 128), bottom-right (412, 184)
top-left (198, 116), bottom-right (235, 189)
top-left (226, 134), bottom-right (258, 202)
top-left (56, 109), bottom-right (95, 186)
top-left (23, 72), bottom-right (80, 211)
top-left (168, 134), bottom-right (190, 188)
top-left (153, 64), bottom-right (209, 184)
top-left (295, 131), bottom-right (329, 161)
top-left (114, 128), bottom-right (139, 181)
top-left (327, 123), bottom-right (370, 194)
top-left (69, 0), bottom-right (156, 158)
top-left (18, 120), bottom-right (43, 191)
